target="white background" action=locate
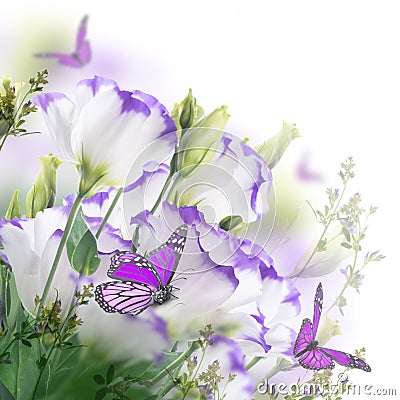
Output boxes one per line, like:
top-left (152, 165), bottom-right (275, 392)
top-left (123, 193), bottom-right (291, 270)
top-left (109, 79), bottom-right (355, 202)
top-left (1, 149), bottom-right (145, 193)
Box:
top-left (1, 0), bottom-right (398, 396)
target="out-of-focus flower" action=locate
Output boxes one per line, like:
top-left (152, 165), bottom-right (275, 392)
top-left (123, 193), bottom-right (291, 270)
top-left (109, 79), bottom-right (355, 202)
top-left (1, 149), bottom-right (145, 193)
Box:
top-left (25, 154), bottom-right (62, 218)
top-left (0, 208), bottom-right (77, 319)
top-left (33, 75), bottom-right (176, 196)
top-left (232, 242), bottom-right (301, 357)
top-left (255, 121), bottom-right (300, 169)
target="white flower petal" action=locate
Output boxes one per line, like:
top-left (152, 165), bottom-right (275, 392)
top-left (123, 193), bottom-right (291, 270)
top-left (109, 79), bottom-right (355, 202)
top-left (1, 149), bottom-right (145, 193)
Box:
top-left (0, 221), bottom-right (41, 315)
top-left (32, 93), bottom-right (76, 161)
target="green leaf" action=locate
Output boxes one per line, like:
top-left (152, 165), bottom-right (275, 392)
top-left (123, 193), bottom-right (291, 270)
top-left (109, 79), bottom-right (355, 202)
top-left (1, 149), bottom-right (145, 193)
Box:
top-left (106, 364), bottom-right (115, 384)
top-left (341, 242), bottom-right (352, 249)
top-left (66, 208), bottom-right (100, 275)
top-left (0, 331), bottom-right (41, 399)
top-left (21, 339), bottom-right (32, 348)
top-left (95, 387), bottom-right (108, 400)
top-left (93, 374), bottom-right (105, 385)
top-left (342, 227), bottom-right (351, 242)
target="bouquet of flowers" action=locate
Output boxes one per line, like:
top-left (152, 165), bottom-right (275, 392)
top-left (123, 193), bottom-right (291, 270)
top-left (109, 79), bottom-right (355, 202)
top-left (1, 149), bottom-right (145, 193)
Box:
top-left (0, 69), bottom-right (383, 400)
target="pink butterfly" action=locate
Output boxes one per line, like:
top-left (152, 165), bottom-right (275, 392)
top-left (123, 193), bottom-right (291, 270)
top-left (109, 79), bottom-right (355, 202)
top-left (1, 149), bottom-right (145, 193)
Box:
top-left (95, 225), bottom-right (187, 315)
top-left (34, 15), bottom-right (91, 67)
top-left (294, 282), bottom-right (371, 371)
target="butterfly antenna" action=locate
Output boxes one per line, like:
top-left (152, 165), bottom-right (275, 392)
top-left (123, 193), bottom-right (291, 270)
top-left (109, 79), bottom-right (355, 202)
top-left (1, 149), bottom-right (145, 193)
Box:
top-left (171, 276), bottom-right (187, 283)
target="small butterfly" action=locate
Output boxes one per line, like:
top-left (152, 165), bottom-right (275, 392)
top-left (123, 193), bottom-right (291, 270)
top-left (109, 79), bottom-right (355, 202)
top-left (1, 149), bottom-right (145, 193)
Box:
top-left (95, 225), bottom-right (187, 315)
top-left (34, 15), bottom-right (91, 67)
top-left (296, 153), bottom-right (323, 183)
top-left (293, 282), bottom-right (371, 371)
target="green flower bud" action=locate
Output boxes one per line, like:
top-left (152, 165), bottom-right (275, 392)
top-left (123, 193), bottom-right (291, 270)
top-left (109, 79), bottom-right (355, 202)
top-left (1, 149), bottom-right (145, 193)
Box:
top-left (316, 316), bottom-right (342, 346)
top-left (179, 88), bottom-right (195, 129)
top-left (5, 190), bottom-right (21, 220)
top-left (2, 76), bottom-right (11, 91)
top-left (25, 154), bottom-right (62, 218)
top-left (171, 89), bottom-right (204, 132)
top-left (177, 106), bottom-right (230, 177)
top-left (255, 121), bottom-right (300, 169)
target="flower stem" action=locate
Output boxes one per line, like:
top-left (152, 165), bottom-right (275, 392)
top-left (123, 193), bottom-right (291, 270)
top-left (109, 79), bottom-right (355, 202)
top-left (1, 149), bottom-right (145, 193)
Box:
top-left (36, 194), bottom-right (84, 317)
top-left (290, 181), bottom-right (347, 280)
top-left (148, 341), bottom-right (197, 387)
top-left (95, 187), bottom-right (123, 239)
top-left (245, 356), bottom-right (262, 370)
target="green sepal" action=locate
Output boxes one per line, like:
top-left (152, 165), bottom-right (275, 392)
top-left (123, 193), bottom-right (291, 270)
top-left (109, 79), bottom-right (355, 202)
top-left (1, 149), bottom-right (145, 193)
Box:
top-left (5, 190), bottom-right (21, 220)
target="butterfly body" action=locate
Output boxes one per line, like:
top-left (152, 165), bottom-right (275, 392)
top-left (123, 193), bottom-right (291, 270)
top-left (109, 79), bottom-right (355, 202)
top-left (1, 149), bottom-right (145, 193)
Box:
top-left (294, 339), bottom-right (319, 358)
top-left (95, 225), bottom-right (187, 315)
top-left (152, 284), bottom-right (173, 304)
top-left (293, 283), bottom-right (371, 372)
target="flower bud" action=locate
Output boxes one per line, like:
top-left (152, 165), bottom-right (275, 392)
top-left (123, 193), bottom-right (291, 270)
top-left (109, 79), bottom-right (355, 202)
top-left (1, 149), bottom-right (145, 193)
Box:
top-left (2, 76), bottom-right (11, 91)
top-left (5, 190), bottom-right (21, 220)
top-left (179, 88), bottom-right (196, 129)
top-left (316, 316), bottom-right (342, 346)
top-left (171, 88), bottom-right (204, 131)
top-left (177, 106), bottom-right (230, 176)
top-left (25, 154), bottom-right (62, 218)
top-left (255, 121), bottom-right (300, 169)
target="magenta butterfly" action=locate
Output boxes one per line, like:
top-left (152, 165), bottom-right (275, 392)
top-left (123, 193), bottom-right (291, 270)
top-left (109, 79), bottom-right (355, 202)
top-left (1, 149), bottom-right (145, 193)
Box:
top-left (34, 15), bottom-right (91, 67)
top-left (293, 282), bottom-right (371, 371)
top-left (95, 225), bottom-right (187, 315)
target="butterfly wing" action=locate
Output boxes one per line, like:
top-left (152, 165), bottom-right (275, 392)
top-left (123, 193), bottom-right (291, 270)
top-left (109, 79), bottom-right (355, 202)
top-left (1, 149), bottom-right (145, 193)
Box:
top-left (146, 224), bottom-right (187, 286)
top-left (293, 318), bottom-right (313, 355)
top-left (76, 15), bottom-right (88, 47)
top-left (298, 347), bottom-right (335, 370)
top-left (319, 347), bottom-right (371, 371)
top-left (312, 282), bottom-right (323, 339)
top-left (95, 281), bottom-right (154, 315)
top-left (34, 15), bottom-right (89, 67)
top-left (76, 41), bottom-right (91, 64)
top-left (34, 52), bottom-right (82, 67)
top-left (75, 15), bottom-right (91, 64)
top-left (108, 252), bottom-right (161, 288)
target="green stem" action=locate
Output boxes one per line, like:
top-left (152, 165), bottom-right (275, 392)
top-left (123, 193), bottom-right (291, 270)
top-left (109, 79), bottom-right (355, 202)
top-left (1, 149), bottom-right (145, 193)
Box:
top-left (148, 342), bottom-right (197, 388)
top-left (181, 343), bottom-right (207, 400)
top-left (0, 131), bottom-right (10, 152)
top-left (95, 187), bottom-right (123, 239)
top-left (36, 194), bottom-right (84, 317)
top-left (290, 182), bottom-right (347, 280)
top-left (324, 222), bottom-right (361, 315)
top-left (131, 170), bottom-right (175, 250)
top-left (245, 356), bottom-right (262, 371)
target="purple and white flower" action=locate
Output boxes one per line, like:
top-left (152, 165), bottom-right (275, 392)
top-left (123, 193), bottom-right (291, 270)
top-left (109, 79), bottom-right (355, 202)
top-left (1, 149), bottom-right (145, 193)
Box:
top-left (0, 207), bottom-right (77, 318)
top-left (33, 75), bottom-right (177, 195)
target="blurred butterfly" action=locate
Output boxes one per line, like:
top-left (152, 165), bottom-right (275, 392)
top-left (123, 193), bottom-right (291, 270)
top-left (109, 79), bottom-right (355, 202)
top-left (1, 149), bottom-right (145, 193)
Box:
top-left (95, 225), bottom-right (187, 315)
top-left (293, 282), bottom-right (371, 371)
top-left (296, 152), bottom-right (323, 183)
top-left (34, 15), bottom-right (91, 67)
